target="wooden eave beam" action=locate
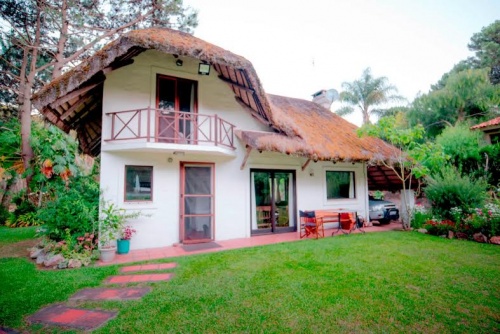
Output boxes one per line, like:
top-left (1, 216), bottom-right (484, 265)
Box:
top-left (60, 94), bottom-right (93, 120)
top-left (240, 146), bottom-right (253, 170)
top-left (301, 158), bottom-right (311, 171)
top-left (218, 75), bottom-right (255, 94)
top-left (49, 83), bottom-right (101, 109)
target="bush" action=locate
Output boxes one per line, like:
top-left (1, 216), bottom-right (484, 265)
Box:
top-left (4, 198), bottom-right (41, 228)
top-left (0, 206), bottom-right (9, 226)
top-left (425, 167), bottom-right (488, 220)
top-left (423, 219), bottom-right (455, 236)
top-left (480, 143), bottom-right (500, 188)
top-left (460, 204), bottom-right (500, 238)
top-left (411, 205), bottom-right (433, 229)
top-left (37, 176), bottom-right (99, 241)
top-left (5, 212), bottom-right (42, 228)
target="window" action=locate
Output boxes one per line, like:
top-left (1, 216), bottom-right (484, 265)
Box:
top-left (326, 171), bottom-right (355, 199)
top-left (125, 166), bottom-right (153, 201)
top-left (490, 132), bottom-right (500, 144)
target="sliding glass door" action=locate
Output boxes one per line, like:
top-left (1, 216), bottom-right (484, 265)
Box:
top-left (251, 169), bottom-right (296, 234)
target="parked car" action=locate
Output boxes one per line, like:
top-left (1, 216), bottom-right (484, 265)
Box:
top-left (369, 197), bottom-right (400, 224)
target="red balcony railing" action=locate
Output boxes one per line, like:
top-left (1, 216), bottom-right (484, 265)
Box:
top-left (105, 107), bottom-right (236, 149)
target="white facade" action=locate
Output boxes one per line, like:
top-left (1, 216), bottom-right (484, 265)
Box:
top-left (100, 50), bottom-right (370, 250)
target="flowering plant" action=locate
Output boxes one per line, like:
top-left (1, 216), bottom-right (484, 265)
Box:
top-left (120, 226), bottom-right (137, 240)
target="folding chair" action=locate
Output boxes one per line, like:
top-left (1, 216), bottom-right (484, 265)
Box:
top-left (339, 212), bottom-right (357, 235)
top-left (299, 210), bottom-right (325, 239)
top-left (338, 212), bottom-right (365, 235)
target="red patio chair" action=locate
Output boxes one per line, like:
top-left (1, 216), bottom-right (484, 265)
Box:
top-left (299, 211), bottom-right (324, 239)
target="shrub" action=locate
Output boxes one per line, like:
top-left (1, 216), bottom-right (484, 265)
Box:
top-left (425, 167), bottom-right (488, 220)
top-left (5, 212), bottom-right (42, 228)
top-left (34, 229), bottom-right (99, 268)
top-left (424, 219), bottom-right (455, 236)
top-left (37, 176), bottom-right (99, 241)
top-left (411, 205), bottom-right (433, 229)
top-left (0, 206), bottom-right (9, 226)
top-left (480, 143), bottom-right (500, 188)
top-left (462, 204), bottom-right (500, 237)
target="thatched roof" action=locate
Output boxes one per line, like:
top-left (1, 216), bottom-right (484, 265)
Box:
top-left (235, 95), bottom-right (398, 162)
top-left (32, 28), bottom-right (287, 155)
top-left (32, 27), bottom-right (397, 166)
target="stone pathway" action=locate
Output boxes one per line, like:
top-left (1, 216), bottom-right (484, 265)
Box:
top-left (27, 261), bottom-right (176, 331)
top-left (70, 287), bottom-right (152, 301)
top-left (105, 273), bottom-right (174, 284)
top-left (27, 304), bottom-right (117, 331)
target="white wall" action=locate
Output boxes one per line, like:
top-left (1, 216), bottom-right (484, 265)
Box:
top-left (100, 50), bottom-right (370, 250)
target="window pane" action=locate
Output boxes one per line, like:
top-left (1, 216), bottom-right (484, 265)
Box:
top-left (125, 166), bottom-right (153, 201)
top-left (326, 171), bottom-right (355, 199)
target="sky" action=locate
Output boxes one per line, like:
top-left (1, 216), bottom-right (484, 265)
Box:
top-left (183, 0), bottom-right (499, 125)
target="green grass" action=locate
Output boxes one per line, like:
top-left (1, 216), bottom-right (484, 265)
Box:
top-left (0, 226), bottom-right (38, 246)
top-left (1, 231), bottom-right (499, 333)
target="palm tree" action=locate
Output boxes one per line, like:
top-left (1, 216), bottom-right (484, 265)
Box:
top-left (336, 68), bottom-right (404, 125)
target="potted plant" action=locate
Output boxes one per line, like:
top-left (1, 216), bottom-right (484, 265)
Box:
top-left (99, 200), bottom-right (141, 262)
top-left (117, 226), bottom-right (136, 254)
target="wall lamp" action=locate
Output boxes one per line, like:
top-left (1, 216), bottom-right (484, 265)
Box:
top-left (198, 63), bottom-right (211, 75)
top-left (176, 59), bottom-right (183, 66)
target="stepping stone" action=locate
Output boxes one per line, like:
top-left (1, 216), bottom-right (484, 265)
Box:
top-left (105, 273), bottom-right (173, 284)
top-left (27, 304), bottom-right (117, 330)
top-left (120, 262), bottom-right (177, 273)
top-left (70, 287), bottom-right (151, 301)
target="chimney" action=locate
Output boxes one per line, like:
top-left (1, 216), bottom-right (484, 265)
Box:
top-left (312, 89), bottom-right (339, 109)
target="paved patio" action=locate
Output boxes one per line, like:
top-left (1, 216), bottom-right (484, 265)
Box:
top-left (98, 222), bottom-right (402, 266)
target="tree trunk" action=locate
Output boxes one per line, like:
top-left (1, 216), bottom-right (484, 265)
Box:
top-left (362, 108), bottom-right (371, 125)
top-left (17, 47), bottom-right (33, 194)
top-left (52, 0), bottom-right (68, 79)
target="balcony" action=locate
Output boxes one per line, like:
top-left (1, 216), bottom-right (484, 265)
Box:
top-left (104, 107), bottom-right (236, 154)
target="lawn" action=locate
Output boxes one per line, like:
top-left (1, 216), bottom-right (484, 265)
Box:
top-left (0, 229), bottom-right (499, 333)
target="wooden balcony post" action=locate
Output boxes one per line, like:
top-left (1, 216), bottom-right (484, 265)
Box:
top-left (214, 114), bottom-right (219, 146)
top-left (111, 113), bottom-right (115, 140)
top-left (147, 107), bottom-right (151, 142)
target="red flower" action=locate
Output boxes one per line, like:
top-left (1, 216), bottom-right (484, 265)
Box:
top-left (41, 159), bottom-right (53, 178)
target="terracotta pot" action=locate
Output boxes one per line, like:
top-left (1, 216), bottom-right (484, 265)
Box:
top-left (100, 246), bottom-right (117, 262)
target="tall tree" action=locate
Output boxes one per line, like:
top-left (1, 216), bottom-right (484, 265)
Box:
top-left (468, 20), bottom-right (500, 84)
top-left (336, 67), bottom-right (405, 125)
top-left (408, 68), bottom-right (500, 138)
top-left (0, 0), bottom-right (198, 191)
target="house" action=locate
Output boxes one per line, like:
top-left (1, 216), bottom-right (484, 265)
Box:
top-left (471, 116), bottom-right (500, 144)
top-left (32, 28), bottom-right (401, 250)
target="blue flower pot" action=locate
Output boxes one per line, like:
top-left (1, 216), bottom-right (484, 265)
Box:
top-left (117, 239), bottom-right (130, 254)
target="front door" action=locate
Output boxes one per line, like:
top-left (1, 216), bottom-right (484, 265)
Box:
top-left (251, 169), bottom-right (296, 234)
top-left (180, 163), bottom-right (214, 244)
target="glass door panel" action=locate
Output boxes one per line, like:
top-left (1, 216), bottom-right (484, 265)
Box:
top-left (156, 75), bottom-right (197, 143)
top-left (181, 164), bottom-right (214, 243)
top-left (253, 171), bottom-right (272, 230)
top-left (157, 76), bottom-right (176, 143)
top-left (251, 170), bottom-right (295, 234)
top-left (274, 172), bottom-right (293, 228)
